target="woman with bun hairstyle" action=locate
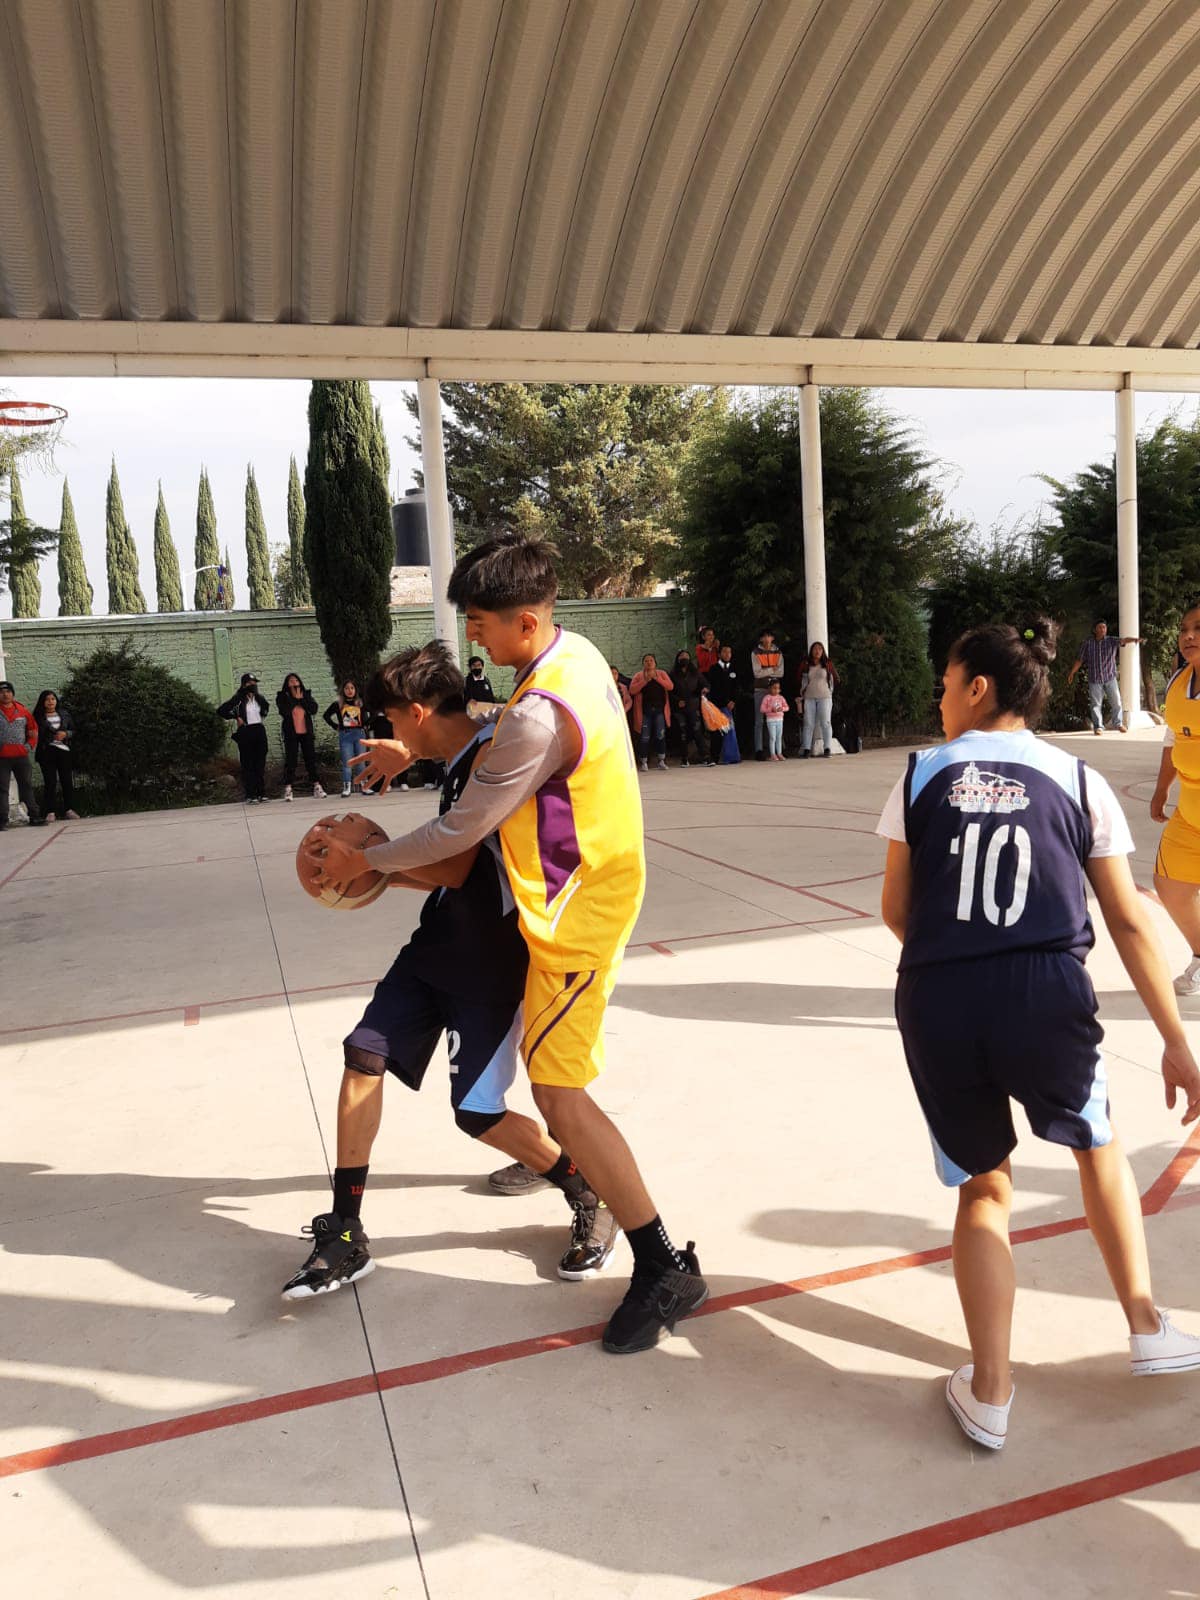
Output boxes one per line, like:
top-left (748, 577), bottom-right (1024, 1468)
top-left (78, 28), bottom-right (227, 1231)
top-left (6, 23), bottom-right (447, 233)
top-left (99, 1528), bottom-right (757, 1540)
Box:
top-left (879, 618), bottom-right (1200, 1452)
top-left (1150, 601), bottom-right (1200, 996)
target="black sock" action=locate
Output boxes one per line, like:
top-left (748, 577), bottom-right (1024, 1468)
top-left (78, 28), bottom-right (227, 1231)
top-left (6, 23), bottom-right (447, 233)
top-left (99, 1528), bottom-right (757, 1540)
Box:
top-left (539, 1152), bottom-right (597, 1209)
top-left (627, 1215), bottom-right (686, 1273)
top-left (333, 1164), bottom-right (369, 1221)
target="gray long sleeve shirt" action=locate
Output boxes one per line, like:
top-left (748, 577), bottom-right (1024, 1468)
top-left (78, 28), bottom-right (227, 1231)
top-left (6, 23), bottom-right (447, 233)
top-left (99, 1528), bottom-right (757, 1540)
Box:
top-left (364, 692), bottom-right (572, 873)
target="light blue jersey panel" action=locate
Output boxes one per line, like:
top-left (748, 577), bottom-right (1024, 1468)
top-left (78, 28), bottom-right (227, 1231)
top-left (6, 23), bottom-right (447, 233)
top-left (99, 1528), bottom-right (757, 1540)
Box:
top-left (907, 729), bottom-right (1084, 815)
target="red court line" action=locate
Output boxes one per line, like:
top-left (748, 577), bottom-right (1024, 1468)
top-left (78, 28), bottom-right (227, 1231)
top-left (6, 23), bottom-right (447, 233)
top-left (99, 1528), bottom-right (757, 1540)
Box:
top-left (1140, 1121), bottom-right (1200, 1214)
top-left (0, 823), bottom-right (65, 890)
top-left (700, 1443), bottom-right (1200, 1598)
top-left (648, 942), bottom-right (676, 957)
top-left (0, 1172), bottom-right (1168, 1484)
top-left (182, 1007), bottom-right (200, 1027)
top-left (646, 835), bottom-right (872, 919)
top-left (0, 977), bottom-right (376, 1038)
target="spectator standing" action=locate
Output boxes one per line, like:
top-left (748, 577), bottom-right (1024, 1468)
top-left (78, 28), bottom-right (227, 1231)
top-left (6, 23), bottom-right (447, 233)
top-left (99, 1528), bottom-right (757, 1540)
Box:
top-left (324, 680), bottom-right (367, 799)
top-left (671, 649), bottom-right (711, 767)
top-left (464, 656), bottom-right (497, 706)
top-left (0, 680), bottom-right (46, 828)
top-left (1066, 620), bottom-right (1143, 734)
top-left (707, 643), bottom-right (741, 764)
top-left (761, 681), bottom-right (789, 760)
top-left (630, 653), bottom-right (673, 772)
top-left (797, 642), bottom-right (839, 758)
top-left (611, 665), bottom-right (633, 715)
top-left (277, 673), bottom-right (325, 802)
top-left (751, 631), bottom-right (784, 759)
top-left (219, 672), bottom-right (271, 804)
top-left (696, 626), bottom-right (719, 674)
top-left (32, 690), bottom-right (78, 820)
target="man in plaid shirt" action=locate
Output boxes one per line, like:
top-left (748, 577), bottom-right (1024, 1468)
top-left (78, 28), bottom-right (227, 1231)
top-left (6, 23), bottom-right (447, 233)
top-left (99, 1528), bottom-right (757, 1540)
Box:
top-left (1066, 619), bottom-right (1143, 734)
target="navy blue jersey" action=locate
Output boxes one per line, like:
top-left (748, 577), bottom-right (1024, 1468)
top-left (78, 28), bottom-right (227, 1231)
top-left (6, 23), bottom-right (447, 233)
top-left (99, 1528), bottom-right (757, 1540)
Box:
top-left (401, 726), bottom-right (529, 1000)
top-left (899, 730), bottom-right (1094, 972)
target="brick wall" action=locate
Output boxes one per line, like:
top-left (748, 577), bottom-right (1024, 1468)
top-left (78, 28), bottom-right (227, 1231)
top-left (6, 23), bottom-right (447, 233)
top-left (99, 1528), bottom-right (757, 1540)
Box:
top-left (2, 596), bottom-right (692, 746)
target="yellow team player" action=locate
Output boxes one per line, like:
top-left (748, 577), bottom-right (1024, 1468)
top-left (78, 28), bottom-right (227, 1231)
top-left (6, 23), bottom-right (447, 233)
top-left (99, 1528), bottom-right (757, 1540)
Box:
top-left (1152, 601), bottom-right (1200, 996)
top-left (319, 533), bottom-right (708, 1353)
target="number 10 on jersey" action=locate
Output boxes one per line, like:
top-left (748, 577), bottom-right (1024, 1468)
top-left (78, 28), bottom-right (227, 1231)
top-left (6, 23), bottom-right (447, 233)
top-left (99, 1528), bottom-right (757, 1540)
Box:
top-left (950, 822), bottom-right (1032, 927)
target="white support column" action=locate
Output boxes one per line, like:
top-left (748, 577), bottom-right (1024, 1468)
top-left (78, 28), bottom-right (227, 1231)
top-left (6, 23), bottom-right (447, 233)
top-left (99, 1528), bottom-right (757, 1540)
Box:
top-left (1115, 379), bottom-right (1147, 727)
top-left (416, 375), bottom-right (460, 663)
top-left (798, 381), bottom-right (828, 651)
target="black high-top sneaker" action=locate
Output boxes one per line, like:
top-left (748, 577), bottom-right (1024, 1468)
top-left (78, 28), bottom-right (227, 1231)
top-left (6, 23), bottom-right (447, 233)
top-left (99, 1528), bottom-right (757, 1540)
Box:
top-left (281, 1212), bottom-right (374, 1300)
top-left (602, 1242), bottom-right (708, 1353)
top-left (557, 1199), bottom-right (622, 1281)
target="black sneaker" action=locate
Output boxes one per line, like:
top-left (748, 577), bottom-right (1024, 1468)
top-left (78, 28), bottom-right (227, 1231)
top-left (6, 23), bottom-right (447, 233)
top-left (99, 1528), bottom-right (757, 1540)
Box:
top-left (602, 1241), bottom-right (709, 1353)
top-left (558, 1199), bottom-right (622, 1281)
top-left (281, 1212), bottom-right (374, 1299)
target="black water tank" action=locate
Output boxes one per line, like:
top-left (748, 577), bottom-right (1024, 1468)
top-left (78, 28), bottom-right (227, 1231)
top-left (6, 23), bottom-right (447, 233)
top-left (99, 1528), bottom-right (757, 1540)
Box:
top-left (391, 490), bottom-right (429, 565)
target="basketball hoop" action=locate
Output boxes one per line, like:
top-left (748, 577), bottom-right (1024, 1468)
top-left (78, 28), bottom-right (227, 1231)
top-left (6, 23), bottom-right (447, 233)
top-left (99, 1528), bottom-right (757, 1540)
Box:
top-left (0, 400), bottom-right (68, 430)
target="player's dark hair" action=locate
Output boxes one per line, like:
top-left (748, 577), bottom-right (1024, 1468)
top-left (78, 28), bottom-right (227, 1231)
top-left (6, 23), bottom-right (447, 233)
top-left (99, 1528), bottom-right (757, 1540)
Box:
top-left (446, 532), bottom-right (559, 612)
top-left (948, 618), bottom-right (1060, 724)
top-left (365, 641), bottom-right (466, 718)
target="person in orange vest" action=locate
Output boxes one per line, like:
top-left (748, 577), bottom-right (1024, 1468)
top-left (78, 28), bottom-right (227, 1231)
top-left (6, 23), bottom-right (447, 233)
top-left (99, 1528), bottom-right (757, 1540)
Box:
top-left (751, 630), bottom-right (784, 760)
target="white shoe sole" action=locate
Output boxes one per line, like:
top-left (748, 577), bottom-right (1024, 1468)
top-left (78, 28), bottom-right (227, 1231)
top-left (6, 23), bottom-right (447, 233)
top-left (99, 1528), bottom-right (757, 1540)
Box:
top-left (945, 1375), bottom-right (1006, 1449)
top-left (1173, 979), bottom-right (1200, 996)
top-left (1131, 1350), bottom-right (1200, 1375)
top-left (281, 1257), bottom-right (375, 1300)
top-left (557, 1229), bottom-right (624, 1281)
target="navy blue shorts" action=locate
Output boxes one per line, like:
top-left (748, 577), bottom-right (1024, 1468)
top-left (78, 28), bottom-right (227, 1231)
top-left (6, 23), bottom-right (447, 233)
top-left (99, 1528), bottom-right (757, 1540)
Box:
top-left (345, 955), bottom-right (521, 1119)
top-left (895, 950), bottom-right (1112, 1185)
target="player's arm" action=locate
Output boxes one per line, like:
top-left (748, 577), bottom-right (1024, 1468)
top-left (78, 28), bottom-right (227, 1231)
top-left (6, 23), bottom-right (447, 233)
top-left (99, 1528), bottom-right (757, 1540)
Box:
top-left (1150, 744), bottom-right (1176, 822)
top-left (386, 845), bottom-right (481, 891)
top-left (880, 839), bottom-right (912, 943)
top-left (1084, 853), bottom-right (1200, 1123)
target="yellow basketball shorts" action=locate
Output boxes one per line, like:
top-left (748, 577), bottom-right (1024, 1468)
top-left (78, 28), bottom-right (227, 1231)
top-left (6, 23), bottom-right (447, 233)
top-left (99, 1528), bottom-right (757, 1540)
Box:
top-left (1155, 810), bottom-right (1200, 885)
top-left (521, 963), bottom-right (621, 1088)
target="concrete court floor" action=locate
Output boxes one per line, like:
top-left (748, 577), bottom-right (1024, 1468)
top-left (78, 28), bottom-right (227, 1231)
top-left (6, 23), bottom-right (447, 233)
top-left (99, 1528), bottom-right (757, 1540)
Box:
top-left (1, 729), bottom-right (1198, 1600)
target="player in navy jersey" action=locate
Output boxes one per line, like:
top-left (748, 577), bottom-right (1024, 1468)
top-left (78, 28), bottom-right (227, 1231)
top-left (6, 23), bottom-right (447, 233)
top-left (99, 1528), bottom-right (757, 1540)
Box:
top-left (283, 642), bottom-right (619, 1299)
top-left (878, 619), bottom-right (1200, 1451)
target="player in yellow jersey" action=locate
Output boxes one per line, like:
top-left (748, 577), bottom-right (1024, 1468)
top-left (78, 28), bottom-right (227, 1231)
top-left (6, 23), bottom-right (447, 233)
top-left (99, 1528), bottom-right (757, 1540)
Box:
top-left (1151, 601), bottom-right (1200, 995)
top-left (315, 534), bottom-right (708, 1353)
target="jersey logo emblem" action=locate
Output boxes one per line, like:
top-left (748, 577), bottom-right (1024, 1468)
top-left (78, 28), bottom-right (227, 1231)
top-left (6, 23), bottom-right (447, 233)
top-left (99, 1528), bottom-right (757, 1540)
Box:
top-left (947, 761), bottom-right (1030, 815)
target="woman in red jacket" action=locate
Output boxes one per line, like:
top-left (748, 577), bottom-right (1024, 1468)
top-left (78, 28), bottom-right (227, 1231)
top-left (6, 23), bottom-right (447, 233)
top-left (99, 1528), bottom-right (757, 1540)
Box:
top-left (0, 680), bottom-right (47, 828)
top-left (629, 653), bottom-right (674, 772)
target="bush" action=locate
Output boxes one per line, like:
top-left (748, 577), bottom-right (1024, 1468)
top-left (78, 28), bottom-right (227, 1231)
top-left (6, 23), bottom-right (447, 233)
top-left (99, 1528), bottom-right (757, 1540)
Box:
top-left (835, 590), bottom-right (935, 737)
top-left (61, 640), bottom-right (226, 809)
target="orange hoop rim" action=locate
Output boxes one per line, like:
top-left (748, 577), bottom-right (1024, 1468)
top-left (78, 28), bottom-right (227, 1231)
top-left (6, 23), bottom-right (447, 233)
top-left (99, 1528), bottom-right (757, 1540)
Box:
top-left (0, 400), bottom-right (68, 428)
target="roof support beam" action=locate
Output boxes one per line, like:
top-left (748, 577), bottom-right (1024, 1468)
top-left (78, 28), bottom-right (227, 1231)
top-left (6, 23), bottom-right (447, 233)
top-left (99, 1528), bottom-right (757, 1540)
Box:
top-left (5, 321), bottom-right (1200, 391)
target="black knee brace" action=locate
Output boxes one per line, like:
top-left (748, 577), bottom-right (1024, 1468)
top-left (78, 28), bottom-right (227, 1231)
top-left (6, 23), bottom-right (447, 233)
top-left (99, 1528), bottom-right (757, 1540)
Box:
top-left (454, 1106), bottom-right (506, 1138)
top-left (344, 1044), bottom-right (387, 1077)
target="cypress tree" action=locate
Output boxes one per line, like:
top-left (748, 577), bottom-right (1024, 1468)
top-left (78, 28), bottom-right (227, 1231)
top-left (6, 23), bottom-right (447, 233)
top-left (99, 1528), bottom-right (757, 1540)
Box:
top-left (57, 478), bottom-right (93, 616)
top-left (286, 454), bottom-right (311, 605)
top-left (371, 402), bottom-right (391, 490)
top-left (304, 379), bottom-right (393, 686)
top-left (8, 465), bottom-right (43, 618)
top-left (194, 467), bottom-right (220, 609)
top-left (152, 483), bottom-right (184, 612)
top-left (220, 544), bottom-right (236, 610)
top-left (244, 466), bottom-right (274, 609)
top-left (105, 460), bottom-right (147, 615)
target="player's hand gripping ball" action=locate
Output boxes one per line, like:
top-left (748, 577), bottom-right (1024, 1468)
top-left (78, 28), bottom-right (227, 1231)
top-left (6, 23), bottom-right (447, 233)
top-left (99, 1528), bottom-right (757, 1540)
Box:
top-left (296, 812), bottom-right (389, 910)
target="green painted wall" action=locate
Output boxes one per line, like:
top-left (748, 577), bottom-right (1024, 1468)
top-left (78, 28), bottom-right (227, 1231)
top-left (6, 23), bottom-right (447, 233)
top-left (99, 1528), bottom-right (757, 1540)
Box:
top-left (3, 597), bottom-right (692, 749)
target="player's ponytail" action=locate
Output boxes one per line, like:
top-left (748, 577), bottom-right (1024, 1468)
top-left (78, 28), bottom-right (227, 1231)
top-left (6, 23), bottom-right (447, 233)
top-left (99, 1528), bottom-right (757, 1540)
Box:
top-left (948, 617), bottom-right (1060, 725)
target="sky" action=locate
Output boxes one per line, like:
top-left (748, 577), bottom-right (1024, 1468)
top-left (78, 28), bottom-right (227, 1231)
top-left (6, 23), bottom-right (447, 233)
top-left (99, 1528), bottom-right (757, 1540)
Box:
top-left (2, 376), bottom-right (1195, 621)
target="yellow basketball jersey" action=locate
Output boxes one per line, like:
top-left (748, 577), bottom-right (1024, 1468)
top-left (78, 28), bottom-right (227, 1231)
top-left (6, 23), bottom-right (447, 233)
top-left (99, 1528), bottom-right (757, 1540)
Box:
top-left (496, 628), bottom-right (645, 970)
top-left (1165, 667), bottom-right (1200, 829)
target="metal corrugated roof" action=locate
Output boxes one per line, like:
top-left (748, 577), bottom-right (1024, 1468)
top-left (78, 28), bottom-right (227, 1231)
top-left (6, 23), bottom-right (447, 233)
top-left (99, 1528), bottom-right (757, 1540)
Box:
top-left (3, 0), bottom-right (1200, 376)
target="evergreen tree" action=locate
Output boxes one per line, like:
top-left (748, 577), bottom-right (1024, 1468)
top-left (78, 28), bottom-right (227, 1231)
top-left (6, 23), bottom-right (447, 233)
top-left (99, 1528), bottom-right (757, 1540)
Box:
top-left (244, 466), bottom-right (274, 609)
top-left (410, 382), bottom-right (715, 596)
top-left (371, 402), bottom-right (391, 490)
top-left (220, 545), bottom-right (236, 610)
top-left (305, 379), bottom-right (393, 686)
top-left (194, 467), bottom-right (221, 609)
top-left (7, 464), bottom-right (43, 617)
top-left (105, 459), bottom-right (147, 615)
top-left (152, 483), bottom-right (184, 613)
top-left (56, 478), bottom-right (93, 616)
top-left (286, 454), bottom-right (311, 605)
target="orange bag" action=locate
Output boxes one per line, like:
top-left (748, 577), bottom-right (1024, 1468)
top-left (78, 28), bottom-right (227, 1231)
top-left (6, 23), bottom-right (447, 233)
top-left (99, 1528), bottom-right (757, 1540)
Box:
top-left (700, 698), bottom-right (730, 733)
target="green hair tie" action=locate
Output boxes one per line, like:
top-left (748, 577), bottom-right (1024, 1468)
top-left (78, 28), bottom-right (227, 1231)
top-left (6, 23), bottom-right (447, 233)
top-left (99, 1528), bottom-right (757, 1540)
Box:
top-left (1022, 628), bottom-right (1035, 640)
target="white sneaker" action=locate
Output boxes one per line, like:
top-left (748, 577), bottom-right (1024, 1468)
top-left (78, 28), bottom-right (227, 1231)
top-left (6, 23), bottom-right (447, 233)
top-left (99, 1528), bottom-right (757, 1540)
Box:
top-left (65, 810), bottom-right (79, 820)
top-left (44, 812), bottom-right (55, 822)
top-left (656, 757), bottom-right (668, 771)
top-left (341, 783), bottom-right (352, 798)
top-left (945, 1365), bottom-right (1013, 1449)
top-left (283, 785), bottom-right (293, 802)
top-left (1130, 1310), bottom-right (1200, 1375)
top-left (313, 783), bottom-right (326, 800)
top-left (1173, 957), bottom-right (1200, 996)
top-left (639, 757), bottom-right (648, 772)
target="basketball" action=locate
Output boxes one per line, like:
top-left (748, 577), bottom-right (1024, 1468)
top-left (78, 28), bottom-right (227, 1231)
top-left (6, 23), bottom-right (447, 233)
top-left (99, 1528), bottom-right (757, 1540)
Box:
top-left (296, 812), bottom-right (390, 910)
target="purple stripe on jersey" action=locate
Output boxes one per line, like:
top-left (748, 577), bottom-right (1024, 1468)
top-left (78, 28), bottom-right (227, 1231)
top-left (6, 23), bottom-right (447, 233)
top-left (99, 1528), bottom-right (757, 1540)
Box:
top-left (524, 688), bottom-right (587, 773)
top-left (526, 971), bottom-right (595, 1066)
top-left (536, 776), bottom-right (583, 903)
